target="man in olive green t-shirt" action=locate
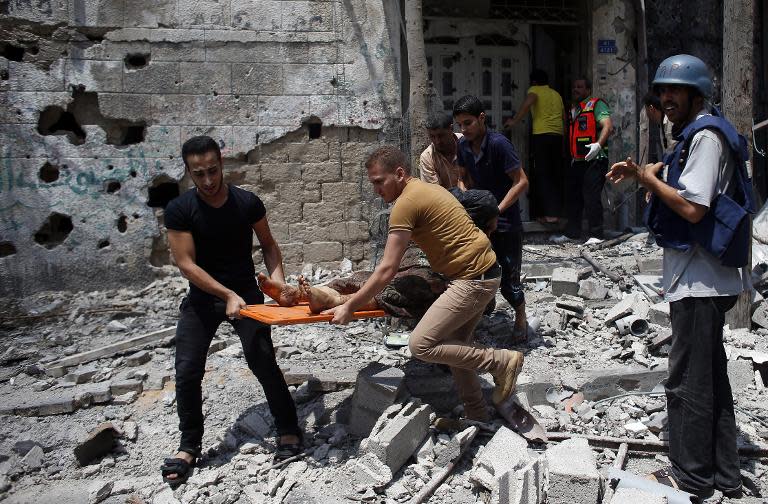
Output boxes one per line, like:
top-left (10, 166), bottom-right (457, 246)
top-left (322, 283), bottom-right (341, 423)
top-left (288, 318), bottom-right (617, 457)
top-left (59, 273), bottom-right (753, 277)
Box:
top-left (323, 146), bottom-right (524, 421)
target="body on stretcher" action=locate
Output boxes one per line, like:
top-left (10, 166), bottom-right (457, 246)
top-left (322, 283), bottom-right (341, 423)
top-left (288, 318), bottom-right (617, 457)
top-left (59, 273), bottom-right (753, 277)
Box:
top-left (239, 302), bottom-right (385, 325)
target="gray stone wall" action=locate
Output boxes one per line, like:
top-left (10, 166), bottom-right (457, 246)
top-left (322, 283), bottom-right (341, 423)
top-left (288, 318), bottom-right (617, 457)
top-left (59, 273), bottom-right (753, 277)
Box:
top-left (0, 0), bottom-right (402, 296)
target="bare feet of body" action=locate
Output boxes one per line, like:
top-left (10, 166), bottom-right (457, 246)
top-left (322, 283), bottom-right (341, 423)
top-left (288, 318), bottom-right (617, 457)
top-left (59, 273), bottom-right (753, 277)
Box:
top-left (257, 272), bottom-right (309, 307)
top-left (296, 276), bottom-right (379, 314)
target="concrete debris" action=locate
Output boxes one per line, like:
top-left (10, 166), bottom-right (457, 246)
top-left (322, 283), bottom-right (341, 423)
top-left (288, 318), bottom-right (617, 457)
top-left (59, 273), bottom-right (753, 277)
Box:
top-left (73, 422), bottom-right (119, 466)
top-left (362, 399), bottom-right (433, 473)
top-left (546, 437), bottom-right (602, 504)
top-left (470, 426), bottom-right (531, 493)
top-left (611, 487), bottom-right (668, 503)
top-left (349, 363), bottom-right (405, 437)
top-left (1, 239), bottom-right (767, 503)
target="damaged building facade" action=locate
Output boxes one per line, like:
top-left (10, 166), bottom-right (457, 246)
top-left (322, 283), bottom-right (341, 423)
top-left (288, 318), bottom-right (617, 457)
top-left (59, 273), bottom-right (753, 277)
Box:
top-left (0, 0), bottom-right (764, 296)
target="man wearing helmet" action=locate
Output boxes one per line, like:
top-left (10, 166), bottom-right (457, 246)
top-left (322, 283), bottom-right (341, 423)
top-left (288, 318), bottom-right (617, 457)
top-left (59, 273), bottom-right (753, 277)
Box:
top-left (607, 55), bottom-right (752, 499)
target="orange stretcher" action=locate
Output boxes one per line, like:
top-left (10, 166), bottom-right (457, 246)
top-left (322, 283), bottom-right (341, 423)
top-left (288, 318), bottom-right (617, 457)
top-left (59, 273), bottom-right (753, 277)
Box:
top-left (239, 303), bottom-right (386, 325)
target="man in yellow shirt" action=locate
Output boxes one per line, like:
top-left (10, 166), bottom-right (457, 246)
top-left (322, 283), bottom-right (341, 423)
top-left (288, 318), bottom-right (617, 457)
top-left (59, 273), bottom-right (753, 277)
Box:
top-left (324, 146), bottom-right (524, 421)
top-left (505, 69), bottom-right (565, 223)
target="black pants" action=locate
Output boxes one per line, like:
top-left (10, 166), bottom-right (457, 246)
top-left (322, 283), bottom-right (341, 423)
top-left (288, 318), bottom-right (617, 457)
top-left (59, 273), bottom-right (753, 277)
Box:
top-left (668, 295), bottom-right (741, 494)
top-left (489, 230), bottom-right (524, 309)
top-left (566, 157), bottom-right (608, 238)
top-left (531, 134), bottom-right (564, 217)
top-left (175, 287), bottom-right (299, 456)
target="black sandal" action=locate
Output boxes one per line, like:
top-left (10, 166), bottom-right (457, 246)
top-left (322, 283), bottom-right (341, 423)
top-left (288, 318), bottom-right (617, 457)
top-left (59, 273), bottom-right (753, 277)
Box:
top-left (648, 467), bottom-right (681, 490)
top-left (161, 455), bottom-right (196, 487)
top-left (275, 433), bottom-right (304, 460)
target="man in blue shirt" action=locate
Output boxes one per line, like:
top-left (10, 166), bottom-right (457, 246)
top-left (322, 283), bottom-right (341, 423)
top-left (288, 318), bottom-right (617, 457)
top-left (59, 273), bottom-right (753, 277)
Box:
top-left (453, 95), bottom-right (530, 341)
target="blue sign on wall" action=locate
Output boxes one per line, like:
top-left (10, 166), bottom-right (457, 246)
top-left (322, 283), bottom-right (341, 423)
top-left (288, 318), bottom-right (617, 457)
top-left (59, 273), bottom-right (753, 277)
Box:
top-left (598, 39), bottom-right (618, 54)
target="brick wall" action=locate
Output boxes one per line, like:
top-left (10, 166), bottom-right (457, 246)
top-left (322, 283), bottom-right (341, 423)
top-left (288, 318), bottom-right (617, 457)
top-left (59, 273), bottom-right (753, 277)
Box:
top-left (0, 0), bottom-right (401, 295)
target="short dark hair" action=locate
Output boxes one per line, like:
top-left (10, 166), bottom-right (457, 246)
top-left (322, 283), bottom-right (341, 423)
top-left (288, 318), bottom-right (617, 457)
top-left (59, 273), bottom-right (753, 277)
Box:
top-left (181, 135), bottom-right (221, 168)
top-left (453, 95), bottom-right (484, 117)
top-left (530, 69), bottom-right (549, 85)
top-left (365, 145), bottom-right (411, 175)
top-left (574, 76), bottom-right (592, 90)
top-left (642, 91), bottom-right (661, 109)
top-left (426, 112), bottom-right (453, 130)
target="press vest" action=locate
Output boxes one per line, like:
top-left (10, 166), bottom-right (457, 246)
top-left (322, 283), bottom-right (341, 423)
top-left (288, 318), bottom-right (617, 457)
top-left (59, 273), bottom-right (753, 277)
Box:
top-left (644, 112), bottom-right (755, 267)
top-left (569, 98), bottom-right (604, 159)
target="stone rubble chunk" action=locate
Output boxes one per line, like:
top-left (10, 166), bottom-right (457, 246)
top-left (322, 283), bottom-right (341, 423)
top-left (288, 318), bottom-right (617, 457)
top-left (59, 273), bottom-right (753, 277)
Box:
top-left (239, 410), bottom-right (271, 439)
top-left (605, 293), bottom-right (649, 326)
top-left (545, 437), bottom-right (601, 504)
top-left (349, 363), bottom-right (405, 437)
top-left (551, 268), bottom-right (579, 297)
top-left (125, 350), bottom-right (151, 366)
top-left (107, 320), bottom-right (128, 332)
top-left (109, 379), bottom-right (143, 396)
top-left (88, 480), bottom-right (113, 504)
top-left (470, 426), bottom-right (531, 493)
top-left (21, 445), bottom-right (44, 471)
top-left (611, 487), bottom-right (668, 503)
top-left (188, 468), bottom-right (222, 487)
top-left (648, 302), bottom-right (671, 327)
top-left (362, 399), bottom-right (432, 474)
top-left (63, 364), bottom-right (99, 384)
top-left (344, 452), bottom-right (393, 490)
top-left (122, 421), bottom-right (138, 441)
top-left (497, 454), bottom-right (547, 504)
top-left (578, 278), bottom-right (608, 300)
top-left (74, 422), bottom-right (119, 466)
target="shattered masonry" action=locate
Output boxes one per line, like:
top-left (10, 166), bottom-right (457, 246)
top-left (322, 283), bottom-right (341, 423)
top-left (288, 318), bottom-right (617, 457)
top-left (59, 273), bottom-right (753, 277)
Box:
top-left (0, 0), bottom-right (402, 296)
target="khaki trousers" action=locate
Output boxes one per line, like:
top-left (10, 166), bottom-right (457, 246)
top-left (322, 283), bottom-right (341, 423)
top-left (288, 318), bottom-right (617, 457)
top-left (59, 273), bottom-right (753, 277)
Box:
top-left (408, 276), bottom-right (504, 419)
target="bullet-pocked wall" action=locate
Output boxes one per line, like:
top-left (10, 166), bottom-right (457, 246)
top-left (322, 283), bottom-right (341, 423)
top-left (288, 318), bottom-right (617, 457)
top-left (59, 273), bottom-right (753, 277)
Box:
top-left (0, 0), bottom-right (402, 296)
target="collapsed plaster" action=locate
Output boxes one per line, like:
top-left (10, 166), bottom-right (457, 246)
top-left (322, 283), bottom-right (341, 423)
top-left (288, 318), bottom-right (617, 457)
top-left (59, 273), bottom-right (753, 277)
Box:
top-left (0, 0), bottom-right (403, 296)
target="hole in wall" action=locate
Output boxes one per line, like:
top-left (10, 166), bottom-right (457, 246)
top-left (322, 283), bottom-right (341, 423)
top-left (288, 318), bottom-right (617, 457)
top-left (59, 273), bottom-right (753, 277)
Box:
top-left (37, 88), bottom-right (147, 146)
top-left (304, 116), bottom-right (323, 140)
top-left (37, 106), bottom-right (86, 145)
top-left (124, 53), bottom-right (150, 69)
top-left (1, 43), bottom-right (25, 61)
top-left (33, 213), bottom-right (74, 249)
top-left (39, 162), bottom-right (60, 183)
top-left (0, 241), bottom-right (17, 257)
top-left (147, 176), bottom-right (180, 208)
top-left (98, 239), bottom-right (110, 249)
top-left (117, 215), bottom-right (128, 233)
top-left (105, 180), bottom-right (121, 193)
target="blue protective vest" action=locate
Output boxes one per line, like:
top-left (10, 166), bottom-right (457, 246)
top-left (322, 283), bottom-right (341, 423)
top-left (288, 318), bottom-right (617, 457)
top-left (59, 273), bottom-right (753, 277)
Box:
top-left (644, 111), bottom-right (755, 267)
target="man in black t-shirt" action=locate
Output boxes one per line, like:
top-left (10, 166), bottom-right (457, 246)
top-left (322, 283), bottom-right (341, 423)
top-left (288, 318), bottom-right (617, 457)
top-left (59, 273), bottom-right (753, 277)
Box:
top-left (160, 136), bottom-right (301, 486)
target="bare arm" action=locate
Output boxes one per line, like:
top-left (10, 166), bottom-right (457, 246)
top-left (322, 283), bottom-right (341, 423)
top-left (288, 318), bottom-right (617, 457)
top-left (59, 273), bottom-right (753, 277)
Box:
top-left (168, 229), bottom-right (246, 317)
top-left (596, 116), bottom-right (614, 148)
top-left (606, 159), bottom-right (708, 223)
top-left (324, 230), bottom-right (411, 324)
top-left (505, 92), bottom-right (537, 128)
top-left (497, 166), bottom-right (529, 213)
top-left (252, 216), bottom-right (285, 283)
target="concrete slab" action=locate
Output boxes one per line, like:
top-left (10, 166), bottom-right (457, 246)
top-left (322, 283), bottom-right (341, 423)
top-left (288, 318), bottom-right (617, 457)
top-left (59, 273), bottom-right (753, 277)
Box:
top-left (363, 400), bottom-right (432, 474)
top-left (470, 426), bottom-right (531, 492)
top-left (545, 437), bottom-right (601, 504)
top-left (349, 363), bottom-right (405, 437)
top-left (552, 268), bottom-right (579, 297)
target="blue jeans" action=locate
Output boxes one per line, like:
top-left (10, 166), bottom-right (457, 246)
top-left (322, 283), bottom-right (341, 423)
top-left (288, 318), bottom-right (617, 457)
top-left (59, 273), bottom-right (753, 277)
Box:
top-left (489, 230), bottom-right (525, 309)
top-left (174, 286), bottom-right (300, 456)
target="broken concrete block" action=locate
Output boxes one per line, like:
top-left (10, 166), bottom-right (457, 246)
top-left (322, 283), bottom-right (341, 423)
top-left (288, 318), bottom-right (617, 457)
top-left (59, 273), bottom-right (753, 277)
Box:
top-left (649, 329), bottom-right (672, 349)
top-left (125, 350), bottom-right (151, 366)
top-left (122, 421), bottom-right (138, 441)
top-left (556, 295), bottom-right (585, 315)
top-left (88, 480), bottom-right (113, 504)
top-left (636, 257), bottom-right (663, 274)
top-left (74, 422), bottom-right (119, 466)
top-left (497, 454), bottom-right (546, 504)
top-left (545, 437), bottom-right (601, 504)
top-left (551, 268), bottom-right (579, 297)
top-left (470, 426), bottom-right (531, 493)
top-left (727, 359), bottom-right (754, 392)
top-left (239, 410), bottom-right (271, 439)
top-left (752, 301), bottom-right (768, 329)
top-left (63, 365), bottom-right (98, 384)
top-left (648, 302), bottom-right (671, 327)
top-left (578, 279), bottom-right (608, 300)
top-left (363, 400), bottom-right (432, 474)
top-left (433, 433), bottom-right (460, 467)
top-left (145, 370), bottom-right (173, 390)
top-left (75, 383), bottom-right (113, 408)
top-left (611, 487), bottom-right (667, 504)
top-left (1, 393), bottom-right (79, 416)
top-left (605, 293), bottom-right (650, 326)
top-left (21, 444), bottom-right (44, 471)
top-left (109, 379), bottom-right (143, 396)
top-left (349, 363), bottom-right (405, 437)
top-left (345, 452), bottom-right (393, 490)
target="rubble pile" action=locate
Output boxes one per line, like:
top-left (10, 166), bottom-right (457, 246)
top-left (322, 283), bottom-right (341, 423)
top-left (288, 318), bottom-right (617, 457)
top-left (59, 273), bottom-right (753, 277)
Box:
top-left (0, 234), bottom-right (767, 503)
